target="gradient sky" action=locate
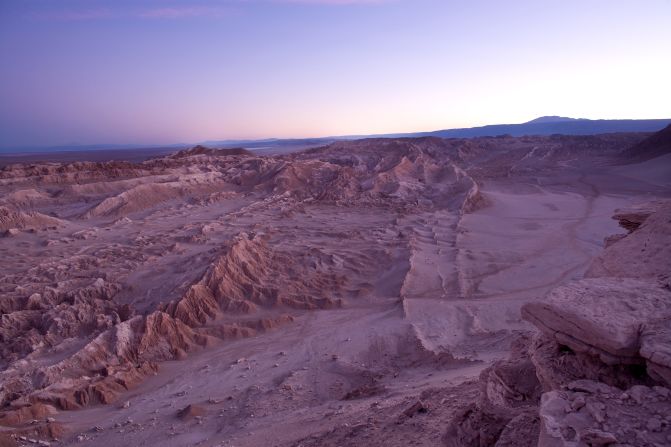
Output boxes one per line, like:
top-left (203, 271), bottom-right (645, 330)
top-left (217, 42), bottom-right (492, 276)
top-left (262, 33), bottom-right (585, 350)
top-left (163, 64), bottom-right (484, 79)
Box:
top-left (1, 0), bottom-right (670, 148)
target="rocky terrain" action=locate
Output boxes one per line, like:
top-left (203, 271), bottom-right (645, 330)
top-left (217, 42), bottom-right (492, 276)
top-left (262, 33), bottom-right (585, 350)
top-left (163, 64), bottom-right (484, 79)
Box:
top-left (0, 130), bottom-right (670, 446)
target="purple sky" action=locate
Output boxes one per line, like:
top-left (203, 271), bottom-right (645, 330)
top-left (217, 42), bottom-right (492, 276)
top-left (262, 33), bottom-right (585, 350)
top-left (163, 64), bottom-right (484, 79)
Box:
top-left (1, 0), bottom-right (670, 148)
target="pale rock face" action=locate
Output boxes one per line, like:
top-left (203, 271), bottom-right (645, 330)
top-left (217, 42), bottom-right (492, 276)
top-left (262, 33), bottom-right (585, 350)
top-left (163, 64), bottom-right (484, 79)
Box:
top-left (522, 278), bottom-right (671, 369)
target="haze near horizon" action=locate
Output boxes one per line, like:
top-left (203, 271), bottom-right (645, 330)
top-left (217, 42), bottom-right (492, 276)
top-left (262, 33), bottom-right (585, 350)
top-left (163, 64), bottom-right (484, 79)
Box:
top-left (1, 0), bottom-right (670, 148)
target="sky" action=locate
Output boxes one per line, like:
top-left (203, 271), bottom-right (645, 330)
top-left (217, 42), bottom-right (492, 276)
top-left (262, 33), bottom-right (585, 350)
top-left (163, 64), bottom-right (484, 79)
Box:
top-left (0, 0), bottom-right (670, 148)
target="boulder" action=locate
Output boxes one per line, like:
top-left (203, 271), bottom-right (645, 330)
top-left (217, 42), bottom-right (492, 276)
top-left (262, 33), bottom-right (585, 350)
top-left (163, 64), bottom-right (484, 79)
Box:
top-left (176, 404), bottom-right (206, 421)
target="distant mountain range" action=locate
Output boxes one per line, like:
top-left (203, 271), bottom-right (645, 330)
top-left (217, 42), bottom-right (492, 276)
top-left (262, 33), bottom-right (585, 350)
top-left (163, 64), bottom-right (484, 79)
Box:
top-left (392, 116), bottom-right (671, 139)
top-left (208, 116), bottom-right (671, 151)
top-left (2, 116), bottom-right (670, 154)
top-left (525, 116), bottom-right (587, 124)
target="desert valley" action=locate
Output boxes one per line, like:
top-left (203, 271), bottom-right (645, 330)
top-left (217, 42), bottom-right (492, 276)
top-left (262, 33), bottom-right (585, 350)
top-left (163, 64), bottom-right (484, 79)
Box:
top-left (0, 124), bottom-right (670, 446)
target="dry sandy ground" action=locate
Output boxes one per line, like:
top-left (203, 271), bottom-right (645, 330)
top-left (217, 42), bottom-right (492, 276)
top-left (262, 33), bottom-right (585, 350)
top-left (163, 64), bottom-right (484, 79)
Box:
top-left (0, 135), bottom-right (669, 446)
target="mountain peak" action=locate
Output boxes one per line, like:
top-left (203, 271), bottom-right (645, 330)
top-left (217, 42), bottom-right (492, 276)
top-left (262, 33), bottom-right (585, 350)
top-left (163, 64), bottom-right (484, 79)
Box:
top-left (525, 116), bottom-right (585, 124)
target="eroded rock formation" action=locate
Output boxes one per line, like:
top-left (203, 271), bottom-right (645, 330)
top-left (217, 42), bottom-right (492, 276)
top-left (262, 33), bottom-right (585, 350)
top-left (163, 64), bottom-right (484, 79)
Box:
top-left (0, 135), bottom-right (667, 446)
top-left (445, 200), bottom-right (671, 446)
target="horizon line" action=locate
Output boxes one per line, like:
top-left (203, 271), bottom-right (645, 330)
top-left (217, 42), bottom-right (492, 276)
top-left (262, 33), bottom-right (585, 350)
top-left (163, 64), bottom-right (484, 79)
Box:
top-left (2, 115), bottom-right (671, 152)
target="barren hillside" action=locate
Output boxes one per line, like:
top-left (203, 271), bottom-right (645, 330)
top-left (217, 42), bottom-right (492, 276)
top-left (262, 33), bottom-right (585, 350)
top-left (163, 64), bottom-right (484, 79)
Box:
top-left (0, 133), bottom-right (670, 447)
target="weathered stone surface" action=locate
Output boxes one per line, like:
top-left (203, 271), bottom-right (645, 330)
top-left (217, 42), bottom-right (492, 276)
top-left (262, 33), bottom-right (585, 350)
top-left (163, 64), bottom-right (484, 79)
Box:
top-left (587, 201), bottom-right (671, 282)
top-left (402, 400), bottom-right (427, 418)
top-left (445, 335), bottom-right (541, 446)
top-left (522, 278), bottom-right (671, 366)
top-left (494, 410), bottom-right (540, 447)
top-left (528, 333), bottom-right (655, 392)
top-left (539, 381), bottom-right (671, 447)
top-left (482, 352), bottom-right (542, 409)
top-left (611, 201), bottom-right (665, 232)
top-left (523, 201), bottom-right (671, 446)
top-left (176, 404), bottom-right (206, 421)
top-left (0, 206), bottom-right (64, 231)
top-left (640, 318), bottom-right (671, 386)
top-left (445, 402), bottom-right (513, 447)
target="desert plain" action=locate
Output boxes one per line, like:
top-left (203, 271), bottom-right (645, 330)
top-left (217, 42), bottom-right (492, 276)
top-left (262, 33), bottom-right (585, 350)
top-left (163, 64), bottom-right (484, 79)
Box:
top-left (1, 128), bottom-right (670, 446)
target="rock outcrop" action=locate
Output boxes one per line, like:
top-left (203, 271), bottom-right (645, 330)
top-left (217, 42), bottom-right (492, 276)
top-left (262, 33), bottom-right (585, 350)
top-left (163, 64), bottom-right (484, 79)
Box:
top-left (0, 206), bottom-right (64, 231)
top-left (521, 200), bottom-right (671, 446)
top-left (445, 200), bottom-right (671, 446)
top-left (444, 335), bottom-right (542, 446)
top-left (539, 381), bottom-right (671, 446)
top-left (164, 232), bottom-right (344, 320)
top-left (0, 229), bottom-right (350, 433)
top-left (587, 201), bottom-right (671, 283)
top-left (522, 278), bottom-right (671, 374)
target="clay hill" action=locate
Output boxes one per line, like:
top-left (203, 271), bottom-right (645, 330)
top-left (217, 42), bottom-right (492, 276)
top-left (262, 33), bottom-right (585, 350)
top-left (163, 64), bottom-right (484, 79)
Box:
top-left (0, 132), bottom-right (670, 447)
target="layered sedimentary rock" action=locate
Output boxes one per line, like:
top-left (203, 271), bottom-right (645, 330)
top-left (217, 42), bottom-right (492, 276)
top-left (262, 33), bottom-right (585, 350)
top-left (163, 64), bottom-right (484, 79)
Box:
top-left (445, 199), bottom-right (671, 446)
top-left (1, 228), bottom-right (347, 421)
top-left (0, 206), bottom-right (64, 232)
top-left (520, 201), bottom-right (671, 447)
top-left (522, 278), bottom-right (671, 372)
top-left (164, 232), bottom-right (344, 321)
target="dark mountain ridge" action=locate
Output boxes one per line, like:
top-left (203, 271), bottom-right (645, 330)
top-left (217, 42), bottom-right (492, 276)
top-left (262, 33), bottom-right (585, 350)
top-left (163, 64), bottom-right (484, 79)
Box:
top-left (400, 118), bottom-right (671, 139)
